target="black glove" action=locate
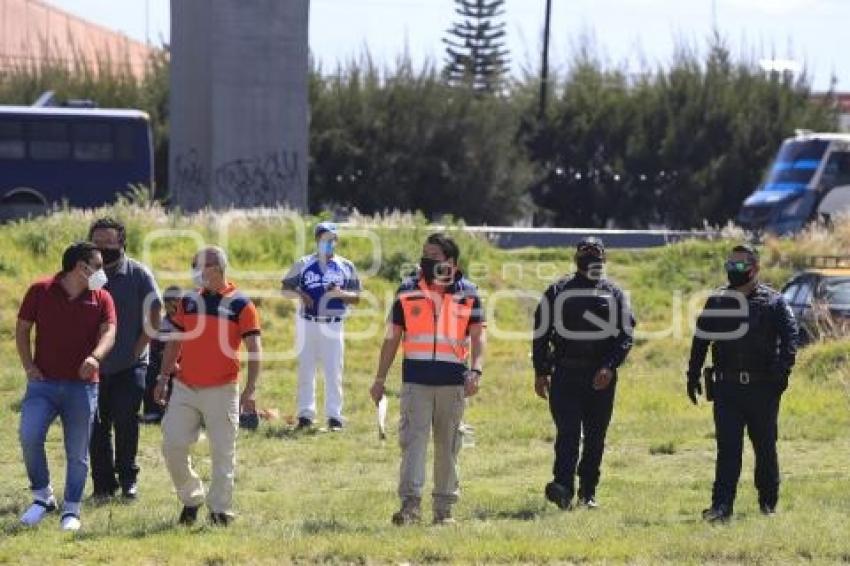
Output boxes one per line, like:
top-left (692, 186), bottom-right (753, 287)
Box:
top-left (687, 378), bottom-right (702, 405)
top-left (776, 375), bottom-right (789, 394)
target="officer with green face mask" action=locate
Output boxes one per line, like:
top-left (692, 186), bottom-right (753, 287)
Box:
top-left (687, 243), bottom-right (798, 523)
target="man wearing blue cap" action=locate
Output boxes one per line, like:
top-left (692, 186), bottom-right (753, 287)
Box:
top-left (282, 222), bottom-right (361, 431)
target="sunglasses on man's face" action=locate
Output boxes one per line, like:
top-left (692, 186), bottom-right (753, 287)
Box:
top-left (725, 260), bottom-right (753, 272)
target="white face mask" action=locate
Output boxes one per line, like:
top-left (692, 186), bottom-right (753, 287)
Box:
top-left (88, 268), bottom-right (108, 291)
top-left (191, 269), bottom-right (205, 288)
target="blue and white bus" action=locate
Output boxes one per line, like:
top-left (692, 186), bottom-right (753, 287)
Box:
top-left (0, 104), bottom-right (153, 219)
top-left (737, 132), bottom-right (850, 234)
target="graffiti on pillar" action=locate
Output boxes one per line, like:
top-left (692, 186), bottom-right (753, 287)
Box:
top-left (214, 150), bottom-right (302, 207)
top-left (173, 148), bottom-right (208, 197)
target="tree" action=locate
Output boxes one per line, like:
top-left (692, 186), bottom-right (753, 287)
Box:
top-left (308, 54), bottom-right (532, 224)
top-left (443, 0), bottom-right (509, 93)
top-left (524, 35), bottom-right (837, 228)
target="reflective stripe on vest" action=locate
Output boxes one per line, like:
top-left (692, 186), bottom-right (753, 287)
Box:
top-left (399, 279), bottom-right (475, 365)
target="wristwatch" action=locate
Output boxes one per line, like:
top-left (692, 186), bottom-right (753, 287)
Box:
top-left (469, 368), bottom-right (483, 378)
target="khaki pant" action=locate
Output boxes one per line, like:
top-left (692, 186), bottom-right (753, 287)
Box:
top-left (161, 380), bottom-right (239, 514)
top-left (398, 383), bottom-right (465, 511)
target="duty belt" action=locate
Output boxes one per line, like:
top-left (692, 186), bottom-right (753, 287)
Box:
top-left (715, 369), bottom-right (770, 384)
top-left (556, 358), bottom-right (601, 369)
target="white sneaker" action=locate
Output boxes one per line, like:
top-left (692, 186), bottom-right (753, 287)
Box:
top-left (60, 514), bottom-right (81, 531)
top-left (20, 499), bottom-right (57, 526)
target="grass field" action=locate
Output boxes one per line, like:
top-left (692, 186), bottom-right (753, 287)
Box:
top-left (0, 205), bottom-right (848, 564)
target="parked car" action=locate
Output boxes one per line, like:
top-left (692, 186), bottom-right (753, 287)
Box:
top-left (781, 256), bottom-right (850, 345)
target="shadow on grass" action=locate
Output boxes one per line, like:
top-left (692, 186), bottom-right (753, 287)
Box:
top-left (471, 502), bottom-right (548, 522)
top-left (0, 520), bottom-right (26, 537)
top-left (302, 517), bottom-right (348, 535)
top-left (264, 425), bottom-right (319, 440)
top-left (70, 518), bottom-right (180, 541)
top-left (0, 501), bottom-right (21, 517)
top-left (299, 517), bottom-right (372, 536)
top-left (126, 518), bottom-right (180, 539)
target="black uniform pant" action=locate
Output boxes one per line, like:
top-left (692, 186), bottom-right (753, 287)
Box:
top-left (712, 381), bottom-right (782, 509)
top-left (142, 344), bottom-right (164, 417)
top-left (548, 366), bottom-right (617, 497)
top-left (90, 364), bottom-right (146, 494)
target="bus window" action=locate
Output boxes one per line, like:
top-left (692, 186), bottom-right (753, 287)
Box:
top-left (115, 123), bottom-right (136, 161)
top-left (29, 120), bottom-right (70, 160)
top-left (0, 120), bottom-right (25, 159)
top-left (821, 151), bottom-right (850, 189)
top-left (762, 139), bottom-right (828, 189)
top-left (73, 122), bottom-right (114, 161)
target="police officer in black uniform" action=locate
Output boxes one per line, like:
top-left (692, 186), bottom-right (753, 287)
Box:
top-left (532, 237), bottom-right (636, 510)
top-left (687, 244), bottom-right (797, 522)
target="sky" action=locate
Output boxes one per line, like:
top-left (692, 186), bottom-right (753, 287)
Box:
top-left (46, 0), bottom-right (846, 91)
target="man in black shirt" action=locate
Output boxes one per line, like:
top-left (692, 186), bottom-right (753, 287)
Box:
top-left (687, 244), bottom-right (797, 522)
top-left (532, 237), bottom-right (635, 510)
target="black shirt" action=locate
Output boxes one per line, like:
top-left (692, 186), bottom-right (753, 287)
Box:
top-left (687, 283), bottom-right (797, 381)
top-left (532, 272), bottom-right (636, 376)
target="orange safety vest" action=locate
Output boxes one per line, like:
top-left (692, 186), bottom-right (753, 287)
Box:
top-left (399, 279), bottom-right (476, 365)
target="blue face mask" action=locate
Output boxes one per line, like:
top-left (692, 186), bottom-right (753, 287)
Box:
top-left (318, 240), bottom-right (336, 257)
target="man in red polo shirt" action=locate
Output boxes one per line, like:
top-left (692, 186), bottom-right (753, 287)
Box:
top-left (16, 242), bottom-right (117, 532)
top-left (154, 246), bottom-right (261, 527)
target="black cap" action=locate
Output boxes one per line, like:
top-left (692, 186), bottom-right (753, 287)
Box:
top-left (577, 236), bottom-right (605, 255)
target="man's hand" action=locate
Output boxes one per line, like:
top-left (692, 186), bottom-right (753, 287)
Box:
top-left (299, 291), bottom-right (315, 310)
top-left (240, 387), bottom-right (256, 414)
top-left (154, 376), bottom-right (170, 406)
top-left (24, 363), bottom-right (44, 381)
top-left (370, 379), bottom-right (385, 405)
top-left (535, 374), bottom-right (551, 400)
top-left (78, 356), bottom-right (100, 380)
top-left (464, 370), bottom-right (481, 398)
top-left (687, 378), bottom-right (702, 405)
top-left (592, 368), bottom-right (614, 391)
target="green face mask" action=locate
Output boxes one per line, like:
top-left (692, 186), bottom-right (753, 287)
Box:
top-left (725, 260), bottom-right (755, 287)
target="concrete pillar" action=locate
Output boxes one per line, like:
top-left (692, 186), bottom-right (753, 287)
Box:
top-left (169, 0), bottom-right (309, 211)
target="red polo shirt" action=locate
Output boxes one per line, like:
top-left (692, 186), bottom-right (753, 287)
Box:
top-left (18, 274), bottom-right (117, 382)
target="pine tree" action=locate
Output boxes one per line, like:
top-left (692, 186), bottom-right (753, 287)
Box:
top-left (443, 0), bottom-right (509, 93)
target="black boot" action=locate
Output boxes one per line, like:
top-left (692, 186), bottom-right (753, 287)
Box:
top-left (702, 503), bottom-right (732, 523)
top-left (545, 482), bottom-right (573, 510)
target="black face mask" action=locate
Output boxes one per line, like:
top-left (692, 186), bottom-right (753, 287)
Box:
top-left (99, 247), bottom-right (123, 265)
top-left (727, 268), bottom-right (754, 287)
top-left (420, 257), bottom-right (452, 283)
top-left (577, 255), bottom-right (604, 273)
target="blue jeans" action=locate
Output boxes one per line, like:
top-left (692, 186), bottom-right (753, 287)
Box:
top-left (19, 380), bottom-right (99, 505)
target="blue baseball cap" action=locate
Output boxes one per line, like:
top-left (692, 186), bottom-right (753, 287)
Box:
top-left (314, 222), bottom-right (338, 239)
